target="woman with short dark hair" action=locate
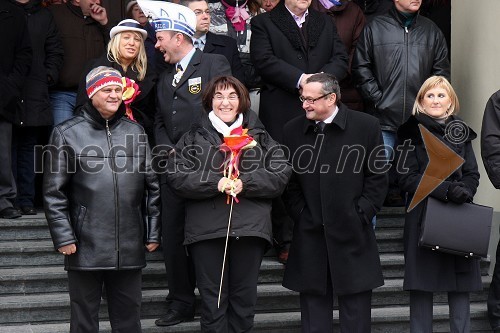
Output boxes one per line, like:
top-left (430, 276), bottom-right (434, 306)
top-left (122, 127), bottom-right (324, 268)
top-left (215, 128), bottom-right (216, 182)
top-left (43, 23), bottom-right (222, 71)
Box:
top-left (167, 75), bottom-right (291, 332)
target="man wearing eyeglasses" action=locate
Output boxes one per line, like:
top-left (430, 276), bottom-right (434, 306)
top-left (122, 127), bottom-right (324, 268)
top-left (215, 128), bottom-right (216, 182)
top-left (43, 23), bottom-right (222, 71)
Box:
top-left (138, 0), bottom-right (231, 327)
top-left (250, 0), bottom-right (348, 263)
top-left (282, 73), bottom-right (388, 333)
top-left (180, 0), bottom-right (245, 83)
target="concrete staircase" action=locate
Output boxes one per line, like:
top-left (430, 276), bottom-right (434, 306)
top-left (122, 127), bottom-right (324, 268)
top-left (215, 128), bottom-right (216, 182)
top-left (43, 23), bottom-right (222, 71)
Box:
top-left (0, 207), bottom-right (492, 332)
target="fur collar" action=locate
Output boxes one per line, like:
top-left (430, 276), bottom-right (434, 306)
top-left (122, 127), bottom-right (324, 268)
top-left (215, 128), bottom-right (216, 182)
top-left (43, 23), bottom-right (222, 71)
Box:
top-left (270, 2), bottom-right (325, 50)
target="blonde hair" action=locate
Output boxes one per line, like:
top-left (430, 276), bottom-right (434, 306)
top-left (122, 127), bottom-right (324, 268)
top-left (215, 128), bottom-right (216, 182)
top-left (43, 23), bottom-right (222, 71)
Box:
top-left (412, 76), bottom-right (460, 116)
top-left (107, 31), bottom-right (147, 81)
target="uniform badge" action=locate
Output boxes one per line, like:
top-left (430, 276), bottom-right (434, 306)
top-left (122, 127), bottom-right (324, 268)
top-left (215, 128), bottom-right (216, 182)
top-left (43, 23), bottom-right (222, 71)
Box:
top-left (188, 77), bottom-right (202, 94)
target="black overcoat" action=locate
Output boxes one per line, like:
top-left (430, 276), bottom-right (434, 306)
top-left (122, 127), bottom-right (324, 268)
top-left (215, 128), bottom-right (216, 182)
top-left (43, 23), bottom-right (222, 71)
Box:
top-left (282, 104), bottom-right (387, 295)
top-left (0, 0), bottom-right (32, 123)
top-left (12, 0), bottom-right (63, 127)
top-left (397, 113), bottom-right (482, 292)
top-left (250, 2), bottom-right (348, 142)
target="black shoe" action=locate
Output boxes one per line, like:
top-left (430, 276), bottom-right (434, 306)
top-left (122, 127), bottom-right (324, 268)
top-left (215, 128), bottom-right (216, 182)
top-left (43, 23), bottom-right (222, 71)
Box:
top-left (20, 206), bottom-right (37, 215)
top-left (155, 309), bottom-right (194, 326)
top-left (0, 207), bottom-right (22, 219)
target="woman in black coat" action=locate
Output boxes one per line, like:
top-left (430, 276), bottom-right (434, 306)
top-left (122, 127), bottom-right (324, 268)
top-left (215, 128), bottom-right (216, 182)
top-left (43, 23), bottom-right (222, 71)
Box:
top-left (11, 0), bottom-right (63, 215)
top-left (76, 19), bottom-right (157, 144)
top-left (397, 76), bottom-right (481, 333)
top-left (167, 76), bottom-right (291, 332)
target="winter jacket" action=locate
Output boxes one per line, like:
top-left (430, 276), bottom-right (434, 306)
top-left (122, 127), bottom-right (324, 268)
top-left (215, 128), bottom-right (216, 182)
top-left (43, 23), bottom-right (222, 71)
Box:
top-left (167, 110), bottom-right (292, 245)
top-left (0, 0), bottom-right (31, 123)
top-left (43, 101), bottom-right (161, 271)
top-left (397, 113), bottom-right (482, 292)
top-left (481, 90), bottom-right (500, 188)
top-left (12, 0), bottom-right (63, 126)
top-left (352, 6), bottom-right (450, 132)
top-left (49, 2), bottom-right (110, 91)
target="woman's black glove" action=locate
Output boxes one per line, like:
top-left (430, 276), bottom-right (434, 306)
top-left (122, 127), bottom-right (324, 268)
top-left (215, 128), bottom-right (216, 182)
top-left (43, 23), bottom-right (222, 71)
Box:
top-left (447, 182), bottom-right (471, 204)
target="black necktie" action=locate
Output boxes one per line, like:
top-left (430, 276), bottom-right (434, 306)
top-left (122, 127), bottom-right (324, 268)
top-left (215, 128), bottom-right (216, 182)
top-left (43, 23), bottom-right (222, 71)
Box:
top-left (317, 121), bottom-right (326, 133)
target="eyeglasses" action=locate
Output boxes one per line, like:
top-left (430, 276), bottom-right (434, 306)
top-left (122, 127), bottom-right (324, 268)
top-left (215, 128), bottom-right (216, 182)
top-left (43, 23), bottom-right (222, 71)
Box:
top-left (193, 9), bottom-right (211, 16)
top-left (299, 92), bottom-right (333, 104)
top-left (213, 93), bottom-right (239, 101)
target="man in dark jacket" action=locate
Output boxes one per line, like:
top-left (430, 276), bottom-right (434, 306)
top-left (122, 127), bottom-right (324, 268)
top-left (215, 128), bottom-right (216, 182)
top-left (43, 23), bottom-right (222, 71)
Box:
top-left (352, 0), bottom-right (449, 205)
top-left (250, 0), bottom-right (348, 264)
top-left (137, 0), bottom-right (231, 326)
top-left (481, 90), bottom-right (500, 332)
top-left (283, 73), bottom-right (387, 332)
top-left (43, 66), bottom-right (161, 333)
top-left (181, 0), bottom-right (245, 84)
top-left (49, 0), bottom-right (110, 125)
top-left (11, 0), bottom-right (63, 216)
top-left (0, 0), bottom-right (32, 219)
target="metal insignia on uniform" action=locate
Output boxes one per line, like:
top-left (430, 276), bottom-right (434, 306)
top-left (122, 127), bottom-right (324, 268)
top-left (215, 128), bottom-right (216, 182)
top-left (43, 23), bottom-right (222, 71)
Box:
top-left (188, 77), bottom-right (202, 94)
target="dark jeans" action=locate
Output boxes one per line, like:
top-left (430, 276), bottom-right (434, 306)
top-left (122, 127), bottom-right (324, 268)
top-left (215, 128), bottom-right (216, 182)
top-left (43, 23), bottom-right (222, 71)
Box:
top-left (12, 126), bottom-right (39, 207)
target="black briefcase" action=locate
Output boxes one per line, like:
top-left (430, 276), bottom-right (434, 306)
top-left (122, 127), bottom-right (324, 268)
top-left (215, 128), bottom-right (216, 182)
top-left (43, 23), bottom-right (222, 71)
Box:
top-left (419, 197), bottom-right (493, 258)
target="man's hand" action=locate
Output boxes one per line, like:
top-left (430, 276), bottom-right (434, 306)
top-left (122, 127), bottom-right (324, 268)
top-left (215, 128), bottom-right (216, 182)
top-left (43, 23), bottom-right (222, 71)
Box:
top-left (299, 73), bottom-right (314, 89)
top-left (58, 243), bottom-right (77, 256)
top-left (89, 3), bottom-right (108, 25)
top-left (146, 243), bottom-right (160, 252)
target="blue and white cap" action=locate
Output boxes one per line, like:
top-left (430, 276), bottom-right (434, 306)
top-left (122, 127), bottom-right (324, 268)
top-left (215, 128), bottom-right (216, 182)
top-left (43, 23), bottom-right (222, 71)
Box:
top-left (137, 0), bottom-right (196, 38)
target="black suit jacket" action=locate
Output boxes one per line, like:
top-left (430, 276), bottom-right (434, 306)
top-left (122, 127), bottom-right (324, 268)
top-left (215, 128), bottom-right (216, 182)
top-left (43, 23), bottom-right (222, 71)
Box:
top-left (250, 2), bottom-right (349, 142)
top-left (204, 32), bottom-right (245, 84)
top-left (154, 49), bottom-right (231, 149)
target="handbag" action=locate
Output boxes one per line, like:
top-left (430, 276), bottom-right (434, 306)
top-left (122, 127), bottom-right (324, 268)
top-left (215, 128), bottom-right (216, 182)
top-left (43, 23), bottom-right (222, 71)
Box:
top-left (419, 197), bottom-right (493, 258)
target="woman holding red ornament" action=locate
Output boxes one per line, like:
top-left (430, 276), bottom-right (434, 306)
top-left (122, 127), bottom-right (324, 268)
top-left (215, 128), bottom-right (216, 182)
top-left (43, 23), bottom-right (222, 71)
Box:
top-left (75, 19), bottom-right (157, 143)
top-left (167, 75), bottom-right (291, 332)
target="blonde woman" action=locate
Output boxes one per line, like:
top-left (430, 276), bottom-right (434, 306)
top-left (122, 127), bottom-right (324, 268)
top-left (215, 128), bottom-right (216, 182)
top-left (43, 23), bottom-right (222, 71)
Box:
top-left (76, 19), bottom-right (157, 142)
top-left (397, 76), bottom-right (481, 332)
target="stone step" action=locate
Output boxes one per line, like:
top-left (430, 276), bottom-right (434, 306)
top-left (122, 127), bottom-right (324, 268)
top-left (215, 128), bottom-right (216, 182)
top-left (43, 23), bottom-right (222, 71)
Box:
top-left (0, 240), bottom-right (165, 267)
top-left (0, 303), bottom-right (489, 333)
top-left (375, 228), bottom-right (404, 253)
top-left (0, 253), bottom-right (408, 296)
top-left (0, 247), bottom-right (489, 292)
top-left (0, 276), bottom-right (490, 325)
top-left (0, 214), bottom-right (51, 241)
top-left (0, 208), bottom-right (405, 241)
top-left (0, 227), bottom-right (408, 267)
top-left (0, 259), bottom-right (284, 295)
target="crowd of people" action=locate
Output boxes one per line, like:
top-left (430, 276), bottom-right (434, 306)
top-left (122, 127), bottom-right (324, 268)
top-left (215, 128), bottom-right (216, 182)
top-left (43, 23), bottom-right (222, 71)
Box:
top-left (3, 0), bottom-right (500, 332)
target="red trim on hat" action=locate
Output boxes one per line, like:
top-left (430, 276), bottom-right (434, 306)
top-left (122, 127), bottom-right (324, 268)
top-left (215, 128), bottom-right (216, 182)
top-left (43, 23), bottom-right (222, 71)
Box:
top-left (87, 77), bottom-right (123, 98)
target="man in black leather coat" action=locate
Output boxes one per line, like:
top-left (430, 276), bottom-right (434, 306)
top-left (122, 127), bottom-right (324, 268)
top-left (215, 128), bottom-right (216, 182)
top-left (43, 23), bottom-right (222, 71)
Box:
top-left (43, 66), bottom-right (161, 333)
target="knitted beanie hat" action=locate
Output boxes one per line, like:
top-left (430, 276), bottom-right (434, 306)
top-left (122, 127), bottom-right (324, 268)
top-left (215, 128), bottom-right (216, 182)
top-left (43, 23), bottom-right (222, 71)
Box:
top-left (86, 66), bottom-right (123, 98)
